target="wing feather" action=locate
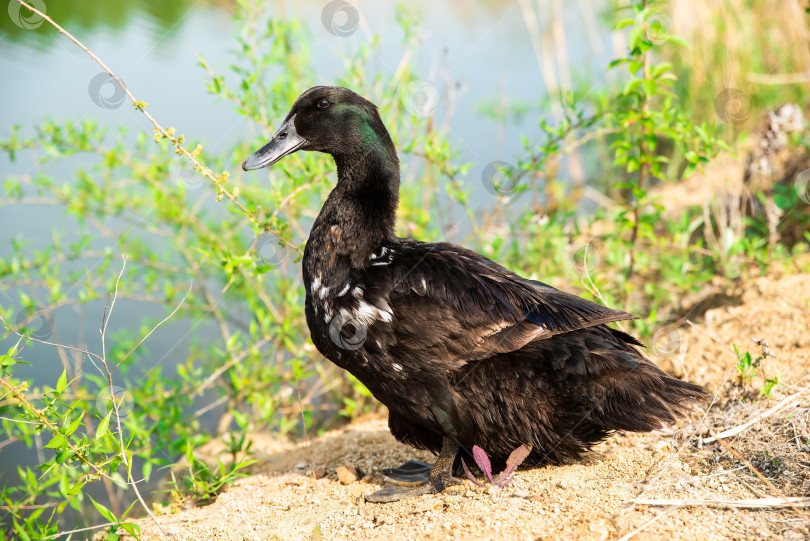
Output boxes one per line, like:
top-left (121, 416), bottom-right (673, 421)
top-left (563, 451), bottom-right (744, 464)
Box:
top-left (361, 240), bottom-right (636, 363)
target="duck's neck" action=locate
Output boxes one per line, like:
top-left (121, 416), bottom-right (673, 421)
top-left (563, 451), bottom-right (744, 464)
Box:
top-left (305, 134), bottom-right (400, 282)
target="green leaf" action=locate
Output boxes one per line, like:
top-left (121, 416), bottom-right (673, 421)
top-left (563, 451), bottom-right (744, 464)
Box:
top-left (96, 410), bottom-right (112, 439)
top-left (65, 412), bottom-right (84, 436)
top-left (120, 523), bottom-right (140, 537)
top-left (56, 370), bottom-right (67, 393)
top-left (89, 495), bottom-right (118, 523)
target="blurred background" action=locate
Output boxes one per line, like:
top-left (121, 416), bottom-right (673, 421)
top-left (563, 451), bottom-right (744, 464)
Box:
top-left (1, 0), bottom-right (809, 536)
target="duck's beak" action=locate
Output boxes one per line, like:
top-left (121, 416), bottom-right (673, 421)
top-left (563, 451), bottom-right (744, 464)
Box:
top-left (242, 114), bottom-right (307, 171)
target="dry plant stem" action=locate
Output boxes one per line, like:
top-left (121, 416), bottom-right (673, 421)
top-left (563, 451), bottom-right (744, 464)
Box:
top-left (98, 256), bottom-right (174, 537)
top-left (702, 391), bottom-right (805, 444)
top-left (44, 521), bottom-right (121, 540)
top-left (13, 0), bottom-right (267, 233)
top-left (709, 430), bottom-right (810, 524)
top-left (617, 505), bottom-right (676, 541)
top-left (634, 497), bottom-right (810, 509)
top-left (0, 254), bottom-right (192, 536)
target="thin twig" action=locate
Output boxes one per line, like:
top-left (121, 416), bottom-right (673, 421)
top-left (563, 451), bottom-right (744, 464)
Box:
top-left (710, 430), bottom-right (810, 524)
top-left (98, 256), bottom-right (177, 537)
top-left (634, 496), bottom-right (810, 509)
top-left (44, 521), bottom-right (121, 540)
top-left (618, 506), bottom-right (676, 541)
top-left (13, 0), bottom-right (270, 233)
top-left (113, 281), bottom-right (194, 370)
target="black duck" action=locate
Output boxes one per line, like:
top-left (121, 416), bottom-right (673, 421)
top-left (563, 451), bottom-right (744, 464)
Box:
top-left (242, 86), bottom-right (706, 503)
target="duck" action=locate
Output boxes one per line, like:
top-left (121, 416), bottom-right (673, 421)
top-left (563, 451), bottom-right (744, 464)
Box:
top-left (242, 86), bottom-right (706, 503)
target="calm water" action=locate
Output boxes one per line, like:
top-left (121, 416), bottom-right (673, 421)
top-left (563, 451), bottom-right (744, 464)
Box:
top-left (0, 0), bottom-right (622, 525)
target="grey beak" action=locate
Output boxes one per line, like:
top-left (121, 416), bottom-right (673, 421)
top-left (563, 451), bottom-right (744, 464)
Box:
top-left (242, 114), bottom-right (307, 171)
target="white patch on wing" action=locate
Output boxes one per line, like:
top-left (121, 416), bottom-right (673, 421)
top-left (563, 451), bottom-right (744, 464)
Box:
top-left (352, 287), bottom-right (363, 298)
top-left (337, 283), bottom-right (350, 297)
top-left (318, 286), bottom-right (330, 300)
top-left (392, 363), bottom-right (403, 372)
top-left (482, 319), bottom-right (516, 337)
top-left (311, 277), bottom-right (321, 294)
top-left (370, 246), bottom-right (389, 260)
top-left (351, 300), bottom-right (393, 325)
top-left (369, 246), bottom-right (392, 267)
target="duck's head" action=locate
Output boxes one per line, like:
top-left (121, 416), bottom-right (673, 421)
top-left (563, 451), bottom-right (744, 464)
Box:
top-left (242, 86), bottom-right (392, 171)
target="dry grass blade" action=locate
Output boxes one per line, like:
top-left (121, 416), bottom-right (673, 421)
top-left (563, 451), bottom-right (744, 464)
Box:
top-left (710, 430), bottom-right (810, 524)
top-left (702, 391), bottom-right (806, 444)
top-left (634, 497), bottom-right (810, 509)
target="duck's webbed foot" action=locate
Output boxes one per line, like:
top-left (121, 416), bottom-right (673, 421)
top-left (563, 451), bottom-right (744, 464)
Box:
top-left (382, 460), bottom-right (434, 487)
top-left (366, 437), bottom-right (461, 503)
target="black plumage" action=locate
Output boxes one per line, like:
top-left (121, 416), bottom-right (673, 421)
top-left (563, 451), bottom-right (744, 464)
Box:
top-left (242, 86), bottom-right (706, 502)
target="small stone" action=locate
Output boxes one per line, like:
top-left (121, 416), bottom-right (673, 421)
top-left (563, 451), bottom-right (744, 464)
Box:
top-left (512, 488), bottom-right (529, 498)
top-left (337, 464), bottom-right (362, 484)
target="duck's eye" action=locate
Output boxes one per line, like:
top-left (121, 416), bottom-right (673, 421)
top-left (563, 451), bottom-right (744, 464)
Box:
top-left (316, 98), bottom-right (330, 109)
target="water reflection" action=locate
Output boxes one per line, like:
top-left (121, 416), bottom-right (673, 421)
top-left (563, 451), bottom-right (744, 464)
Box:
top-left (2, 0), bottom-right (224, 42)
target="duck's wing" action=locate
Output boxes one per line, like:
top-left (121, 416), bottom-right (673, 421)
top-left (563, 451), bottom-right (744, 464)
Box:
top-left (360, 240), bottom-right (637, 363)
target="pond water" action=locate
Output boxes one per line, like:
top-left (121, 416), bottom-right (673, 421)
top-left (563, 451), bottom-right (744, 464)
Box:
top-left (0, 0), bottom-right (624, 525)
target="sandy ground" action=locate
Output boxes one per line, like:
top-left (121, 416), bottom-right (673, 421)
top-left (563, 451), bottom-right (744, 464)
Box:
top-left (125, 269), bottom-right (810, 541)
